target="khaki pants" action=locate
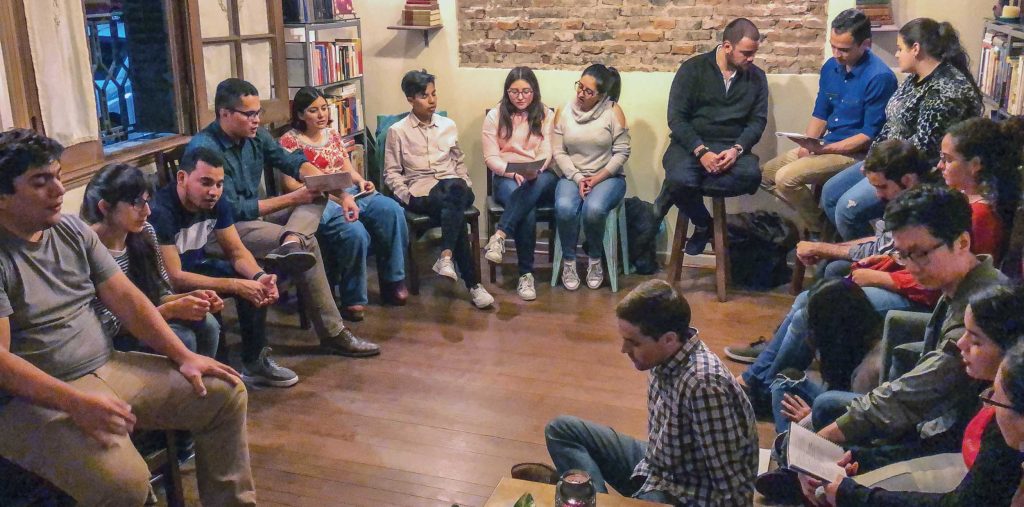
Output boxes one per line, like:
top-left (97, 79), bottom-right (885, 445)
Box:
top-left (0, 352), bottom-right (255, 506)
top-left (762, 148), bottom-right (856, 234)
top-left (853, 452), bottom-right (967, 493)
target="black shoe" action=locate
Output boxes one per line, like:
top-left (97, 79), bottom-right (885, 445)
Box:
top-left (755, 468), bottom-right (804, 504)
top-left (684, 226), bottom-right (711, 256)
top-left (264, 242), bottom-right (316, 275)
top-left (321, 328), bottom-right (381, 357)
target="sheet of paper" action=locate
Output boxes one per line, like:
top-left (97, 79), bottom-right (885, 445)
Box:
top-left (506, 159), bottom-right (546, 178)
top-left (304, 172), bottom-right (353, 192)
top-left (776, 132), bottom-right (824, 144)
top-left (787, 424), bottom-right (846, 482)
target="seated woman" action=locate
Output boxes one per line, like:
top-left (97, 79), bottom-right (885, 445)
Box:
top-left (481, 66), bottom-right (558, 301)
top-left (799, 284), bottom-right (1024, 506)
top-left (553, 64), bottom-right (631, 290)
top-left (383, 69), bottom-right (494, 309)
top-left (279, 86), bottom-right (410, 319)
top-left (81, 163), bottom-right (221, 357)
top-left (821, 18), bottom-right (983, 240)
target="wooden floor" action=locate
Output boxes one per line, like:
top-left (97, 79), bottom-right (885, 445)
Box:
top-left (175, 263), bottom-right (794, 506)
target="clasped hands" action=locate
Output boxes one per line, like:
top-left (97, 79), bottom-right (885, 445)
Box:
top-left (699, 148), bottom-right (740, 174)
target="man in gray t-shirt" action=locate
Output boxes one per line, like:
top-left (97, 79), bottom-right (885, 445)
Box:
top-left (0, 129), bottom-right (255, 506)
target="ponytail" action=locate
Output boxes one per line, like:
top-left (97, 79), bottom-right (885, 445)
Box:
top-left (899, 18), bottom-right (981, 96)
top-left (581, 63), bottom-right (622, 103)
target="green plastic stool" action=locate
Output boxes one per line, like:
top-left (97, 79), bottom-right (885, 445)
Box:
top-left (550, 200), bottom-right (630, 292)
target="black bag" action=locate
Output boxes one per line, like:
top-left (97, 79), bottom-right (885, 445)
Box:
top-left (624, 197), bottom-right (661, 275)
top-left (725, 211), bottom-right (798, 290)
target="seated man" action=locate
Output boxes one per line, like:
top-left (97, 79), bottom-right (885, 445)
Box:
top-left (514, 280), bottom-right (758, 506)
top-left (186, 78), bottom-right (380, 357)
top-left (653, 18), bottom-right (768, 255)
top-left (761, 8), bottom-right (897, 237)
top-left (383, 69), bottom-right (494, 309)
top-left (0, 129), bottom-right (254, 505)
top-left (151, 147), bottom-right (296, 387)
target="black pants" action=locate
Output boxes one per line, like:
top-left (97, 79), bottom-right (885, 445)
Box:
top-left (404, 178), bottom-right (479, 288)
top-left (656, 141), bottom-right (761, 227)
top-left (194, 259), bottom-right (268, 364)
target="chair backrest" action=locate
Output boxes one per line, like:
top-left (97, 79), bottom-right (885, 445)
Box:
top-left (482, 107), bottom-right (555, 198)
top-left (371, 111), bottom-right (448, 198)
top-left (155, 143), bottom-right (188, 187)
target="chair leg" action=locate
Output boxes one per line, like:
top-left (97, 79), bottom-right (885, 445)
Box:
top-left (618, 202), bottom-right (630, 276)
top-left (487, 212), bottom-right (497, 283)
top-left (550, 228), bottom-right (562, 287)
top-left (163, 431), bottom-right (185, 507)
top-left (604, 206), bottom-right (619, 293)
top-left (548, 219), bottom-right (556, 262)
top-left (406, 233), bottom-right (420, 295)
top-left (790, 254), bottom-right (807, 295)
top-left (469, 218), bottom-right (482, 286)
top-left (666, 209), bottom-right (689, 283)
top-left (296, 282), bottom-right (310, 330)
top-left (712, 197), bottom-right (730, 302)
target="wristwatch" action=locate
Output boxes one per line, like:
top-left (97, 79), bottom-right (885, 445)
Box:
top-left (251, 270), bottom-right (266, 281)
top-left (695, 146), bottom-right (711, 159)
top-left (732, 144), bottom-right (744, 155)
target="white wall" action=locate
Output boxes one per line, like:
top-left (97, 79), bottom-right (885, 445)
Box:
top-left (0, 38), bottom-right (13, 131)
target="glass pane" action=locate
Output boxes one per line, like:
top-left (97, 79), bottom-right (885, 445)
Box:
top-left (242, 40), bottom-right (272, 99)
top-left (237, 0), bottom-right (269, 35)
top-left (203, 43), bottom-right (236, 110)
top-left (197, 0), bottom-right (230, 38)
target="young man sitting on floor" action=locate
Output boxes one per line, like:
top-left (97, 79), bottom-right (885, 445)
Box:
top-left (512, 280), bottom-right (758, 506)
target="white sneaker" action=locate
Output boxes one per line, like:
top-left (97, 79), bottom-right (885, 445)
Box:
top-left (484, 233), bottom-right (506, 264)
top-left (562, 261), bottom-right (580, 291)
top-left (469, 284), bottom-right (495, 308)
top-left (432, 255), bottom-right (458, 281)
top-left (517, 273), bottom-right (537, 301)
top-left (586, 258), bottom-right (604, 289)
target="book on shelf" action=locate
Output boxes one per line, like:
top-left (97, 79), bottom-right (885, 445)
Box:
top-left (333, 0), bottom-right (356, 18)
top-left (402, 0), bottom-right (441, 26)
top-left (979, 30), bottom-right (1024, 114)
top-left (283, 0), bottom-right (336, 23)
top-left (856, 1), bottom-right (893, 27)
top-left (323, 84), bottom-right (363, 136)
top-left (286, 37), bottom-right (363, 88)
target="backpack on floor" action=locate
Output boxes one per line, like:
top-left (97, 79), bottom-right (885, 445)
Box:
top-left (624, 197), bottom-right (661, 275)
top-left (726, 211), bottom-right (799, 290)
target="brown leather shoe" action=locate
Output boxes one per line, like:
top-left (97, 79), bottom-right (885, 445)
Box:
top-left (510, 463), bottom-right (558, 485)
top-left (381, 279), bottom-right (409, 306)
top-left (340, 305), bottom-right (365, 322)
top-left (321, 328), bottom-right (380, 357)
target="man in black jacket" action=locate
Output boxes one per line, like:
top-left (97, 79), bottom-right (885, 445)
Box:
top-left (654, 18), bottom-right (769, 255)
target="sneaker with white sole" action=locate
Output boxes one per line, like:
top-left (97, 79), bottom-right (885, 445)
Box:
top-left (469, 284), bottom-right (495, 308)
top-left (432, 255), bottom-right (458, 281)
top-left (242, 347), bottom-right (299, 387)
top-left (561, 261), bottom-right (580, 291)
top-left (517, 273), bottom-right (537, 301)
top-left (586, 258), bottom-right (604, 289)
top-left (484, 233), bottom-right (506, 264)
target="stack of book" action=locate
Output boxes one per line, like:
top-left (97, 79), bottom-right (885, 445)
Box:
top-left (856, 0), bottom-right (893, 27)
top-left (287, 38), bottom-right (363, 88)
top-left (980, 30), bottom-right (1024, 115)
top-left (402, 0), bottom-right (440, 27)
top-left (326, 84), bottom-right (363, 137)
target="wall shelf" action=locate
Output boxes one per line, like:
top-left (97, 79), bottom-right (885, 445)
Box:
top-left (387, 25), bottom-right (442, 46)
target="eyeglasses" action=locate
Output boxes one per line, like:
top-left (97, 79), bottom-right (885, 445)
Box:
top-left (229, 108), bottom-right (264, 120)
top-left (507, 88), bottom-right (534, 98)
top-left (980, 387), bottom-right (1016, 411)
top-left (129, 196), bottom-right (150, 211)
top-left (891, 240), bottom-right (948, 266)
top-left (574, 81), bottom-right (597, 98)
top-left (938, 153), bottom-right (965, 166)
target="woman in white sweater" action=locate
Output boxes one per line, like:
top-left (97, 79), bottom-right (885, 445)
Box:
top-left (553, 64), bottom-right (631, 290)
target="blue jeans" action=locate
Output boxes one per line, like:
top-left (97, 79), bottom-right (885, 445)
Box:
top-left (770, 374), bottom-right (827, 433)
top-left (169, 314), bottom-right (220, 358)
top-left (554, 176), bottom-right (627, 261)
top-left (494, 171), bottom-right (558, 275)
top-left (545, 415), bottom-right (674, 503)
top-left (820, 162), bottom-right (884, 241)
top-left (318, 187), bottom-right (409, 306)
top-left (811, 390), bottom-right (862, 430)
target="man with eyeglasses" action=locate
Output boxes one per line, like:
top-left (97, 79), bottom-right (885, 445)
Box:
top-left (760, 8), bottom-right (897, 238)
top-left (184, 78), bottom-right (381, 366)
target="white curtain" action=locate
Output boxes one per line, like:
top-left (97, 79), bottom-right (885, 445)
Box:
top-left (24, 0), bottom-right (99, 146)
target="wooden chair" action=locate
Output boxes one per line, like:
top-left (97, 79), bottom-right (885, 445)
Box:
top-left (549, 200), bottom-right (630, 292)
top-left (665, 197), bottom-right (731, 302)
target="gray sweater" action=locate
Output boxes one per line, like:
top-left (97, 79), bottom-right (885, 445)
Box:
top-left (553, 98), bottom-right (631, 183)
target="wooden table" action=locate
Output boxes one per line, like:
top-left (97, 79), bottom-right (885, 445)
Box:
top-left (483, 477), bottom-right (671, 507)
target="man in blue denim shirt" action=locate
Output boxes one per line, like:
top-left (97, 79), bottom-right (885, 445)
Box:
top-left (761, 9), bottom-right (897, 236)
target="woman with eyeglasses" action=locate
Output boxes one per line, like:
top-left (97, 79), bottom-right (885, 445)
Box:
top-left (552, 63), bottom-right (631, 290)
top-left (481, 67), bottom-right (558, 300)
top-left (796, 284), bottom-right (1024, 506)
top-left (81, 163), bottom-right (221, 357)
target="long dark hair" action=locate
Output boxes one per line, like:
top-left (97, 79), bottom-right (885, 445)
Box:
top-left (581, 63), bottom-right (622, 102)
top-left (290, 86), bottom-right (330, 132)
top-left (498, 66), bottom-right (546, 141)
top-left (899, 18), bottom-right (981, 97)
top-left (806, 279), bottom-right (884, 390)
top-left (81, 163), bottom-right (165, 304)
top-left (969, 284), bottom-right (1024, 351)
top-left (946, 117), bottom-right (1024, 229)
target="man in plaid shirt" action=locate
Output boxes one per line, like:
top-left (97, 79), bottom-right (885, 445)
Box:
top-left (515, 280), bottom-right (758, 506)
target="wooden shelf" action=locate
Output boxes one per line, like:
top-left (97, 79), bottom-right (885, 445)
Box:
top-left (387, 25), bottom-right (442, 46)
top-left (871, 24), bottom-right (900, 33)
top-left (986, 18), bottom-right (1024, 39)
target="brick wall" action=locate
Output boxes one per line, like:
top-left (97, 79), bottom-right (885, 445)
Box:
top-left (457, 0), bottom-right (828, 74)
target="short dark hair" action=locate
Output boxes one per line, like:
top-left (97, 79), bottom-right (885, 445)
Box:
top-left (290, 86), bottom-right (330, 132)
top-left (833, 8), bottom-right (872, 44)
top-left (1001, 341), bottom-right (1024, 413)
top-left (723, 18), bottom-right (760, 45)
top-left (214, 78), bottom-right (259, 116)
top-left (0, 128), bottom-right (64, 195)
top-left (180, 146), bottom-right (226, 174)
top-left (401, 69), bottom-right (435, 98)
top-left (863, 139), bottom-right (931, 186)
top-left (615, 280), bottom-right (692, 341)
top-left (884, 184), bottom-right (972, 246)
top-left (969, 284), bottom-right (1024, 351)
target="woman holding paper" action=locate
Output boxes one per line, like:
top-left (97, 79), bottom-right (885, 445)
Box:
top-left (798, 284), bottom-right (1024, 506)
top-left (280, 87), bottom-right (410, 317)
top-left (552, 64), bottom-right (631, 291)
top-left (481, 67), bottom-right (558, 301)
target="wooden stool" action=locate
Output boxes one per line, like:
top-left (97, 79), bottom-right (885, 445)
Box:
top-left (666, 197), bottom-right (730, 302)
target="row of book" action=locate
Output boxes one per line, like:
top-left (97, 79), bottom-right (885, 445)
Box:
top-left (283, 0), bottom-right (356, 23)
top-left (856, 0), bottom-right (893, 27)
top-left (286, 38), bottom-right (363, 88)
top-left (325, 86), bottom-right (363, 137)
top-left (402, 0), bottom-right (440, 27)
top-left (979, 31), bottom-right (1024, 115)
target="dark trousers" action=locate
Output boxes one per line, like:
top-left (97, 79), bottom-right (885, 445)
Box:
top-left (194, 259), bottom-right (268, 364)
top-left (656, 141), bottom-right (761, 227)
top-left (493, 170), bottom-right (558, 275)
top-left (405, 178), bottom-right (479, 288)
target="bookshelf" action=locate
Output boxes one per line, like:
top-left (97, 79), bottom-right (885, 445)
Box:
top-left (978, 19), bottom-right (1024, 119)
top-left (284, 18), bottom-right (368, 176)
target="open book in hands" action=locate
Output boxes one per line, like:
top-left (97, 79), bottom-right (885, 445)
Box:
top-left (506, 160), bottom-right (546, 179)
top-left (787, 424), bottom-right (846, 482)
top-left (776, 132), bottom-right (825, 145)
top-left (304, 172), bottom-right (353, 192)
